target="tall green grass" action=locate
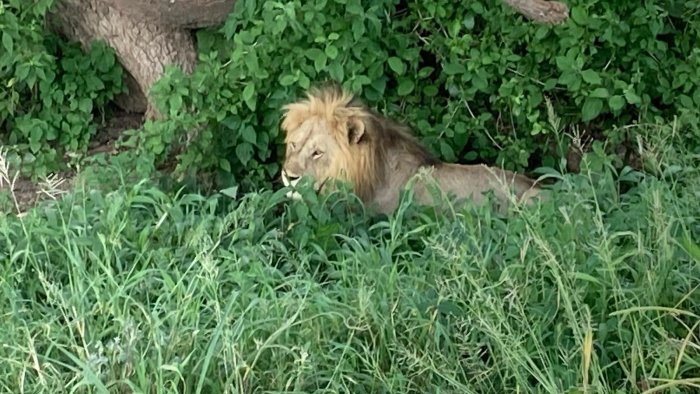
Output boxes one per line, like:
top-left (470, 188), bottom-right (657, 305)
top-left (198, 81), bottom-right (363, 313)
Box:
top-left (1, 125), bottom-right (699, 393)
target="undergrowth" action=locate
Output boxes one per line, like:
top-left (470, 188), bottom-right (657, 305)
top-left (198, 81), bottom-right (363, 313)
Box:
top-left (0, 0), bottom-right (125, 178)
top-left (1, 120), bottom-right (698, 393)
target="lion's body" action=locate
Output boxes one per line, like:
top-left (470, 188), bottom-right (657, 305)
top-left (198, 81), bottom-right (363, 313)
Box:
top-left (280, 85), bottom-right (543, 214)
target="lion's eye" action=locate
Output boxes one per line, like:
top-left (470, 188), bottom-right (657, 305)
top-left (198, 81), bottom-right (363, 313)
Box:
top-left (312, 149), bottom-right (324, 159)
top-left (289, 142), bottom-right (296, 151)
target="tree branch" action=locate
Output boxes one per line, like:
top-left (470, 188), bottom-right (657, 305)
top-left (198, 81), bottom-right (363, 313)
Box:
top-left (501, 0), bottom-right (569, 24)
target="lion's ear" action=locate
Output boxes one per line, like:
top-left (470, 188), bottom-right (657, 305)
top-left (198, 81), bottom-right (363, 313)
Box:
top-left (347, 117), bottom-right (366, 144)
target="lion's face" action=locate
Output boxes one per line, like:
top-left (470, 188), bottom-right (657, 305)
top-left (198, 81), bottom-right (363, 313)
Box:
top-left (280, 85), bottom-right (372, 201)
top-left (281, 117), bottom-right (347, 199)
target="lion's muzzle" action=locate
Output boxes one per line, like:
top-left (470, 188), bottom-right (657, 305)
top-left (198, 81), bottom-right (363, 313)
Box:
top-left (281, 169), bottom-right (303, 200)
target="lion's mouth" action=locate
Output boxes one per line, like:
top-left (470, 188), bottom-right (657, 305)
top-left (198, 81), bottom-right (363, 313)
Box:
top-left (281, 171), bottom-right (327, 201)
top-left (281, 171), bottom-right (302, 201)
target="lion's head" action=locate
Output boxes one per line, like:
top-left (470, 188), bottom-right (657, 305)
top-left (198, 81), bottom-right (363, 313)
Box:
top-left (279, 84), bottom-right (438, 202)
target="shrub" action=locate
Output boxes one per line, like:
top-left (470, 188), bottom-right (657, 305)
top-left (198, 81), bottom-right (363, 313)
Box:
top-left (0, 0), bottom-right (125, 178)
top-left (126, 0), bottom-right (700, 192)
top-left (409, 0), bottom-right (700, 164)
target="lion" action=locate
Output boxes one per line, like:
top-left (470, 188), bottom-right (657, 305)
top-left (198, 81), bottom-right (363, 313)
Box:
top-left (279, 84), bottom-right (544, 215)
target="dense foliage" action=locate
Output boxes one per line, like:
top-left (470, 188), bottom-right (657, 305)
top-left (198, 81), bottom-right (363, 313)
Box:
top-left (2, 0), bottom-right (700, 392)
top-left (2, 1), bottom-right (699, 184)
top-left (127, 0), bottom-right (700, 190)
top-left (0, 0), bottom-right (124, 177)
top-left (1, 133), bottom-right (699, 392)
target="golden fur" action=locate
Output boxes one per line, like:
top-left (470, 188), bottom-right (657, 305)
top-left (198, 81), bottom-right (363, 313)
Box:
top-left (279, 84), bottom-right (543, 214)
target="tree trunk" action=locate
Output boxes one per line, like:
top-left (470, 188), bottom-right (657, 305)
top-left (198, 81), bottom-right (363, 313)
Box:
top-left (48, 0), bottom-right (236, 119)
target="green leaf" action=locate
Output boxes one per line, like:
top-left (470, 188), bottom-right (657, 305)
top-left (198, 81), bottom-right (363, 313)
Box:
top-left (244, 51), bottom-right (259, 73)
top-left (169, 95), bottom-right (183, 113)
top-left (387, 57), bottom-right (406, 75)
top-left (581, 97), bottom-right (603, 122)
top-left (325, 45), bottom-right (339, 60)
top-left (418, 67), bottom-right (434, 78)
top-left (358, 74), bottom-right (373, 85)
top-left (315, 55), bottom-right (327, 72)
top-left (62, 58), bottom-right (77, 73)
top-left (242, 84), bottom-right (256, 111)
top-left (570, 6), bottom-right (589, 25)
top-left (304, 48), bottom-right (324, 61)
top-left (15, 64), bottom-right (29, 80)
top-left (219, 159), bottom-right (231, 172)
top-left (443, 62), bottom-right (464, 75)
top-left (220, 186), bottom-right (238, 199)
top-left (350, 76), bottom-right (368, 92)
top-left (221, 116), bottom-right (241, 131)
top-left (439, 140), bottom-right (456, 162)
top-left (346, 0), bottom-right (363, 15)
top-left (235, 142), bottom-right (254, 166)
top-left (679, 94), bottom-right (693, 108)
top-left (463, 15), bottom-right (475, 30)
top-left (85, 75), bottom-right (105, 91)
top-left (423, 85), bottom-right (438, 97)
top-left (555, 55), bottom-right (573, 71)
top-left (241, 125), bottom-right (257, 145)
top-left (279, 74), bottom-right (297, 86)
top-left (535, 26), bottom-right (549, 40)
top-left (29, 140), bottom-right (42, 154)
top-left (472, 72), bottom-right (488, 92)
top-left (78, 98), bottom-right (93, 113)
top-left (608, 95), bottom-right (625, 111)
top-left (305, 48), bottom-right (327, 71)
top-left (397, 79), bottom-right (415, 96)
top-left (299, 72), bottom-right (311, 89)
top-left (558, 71), bottom-right (580, 89)
top-left (95, 51), bottom-right (115, 72)
top-left (328, 62), bottom-right (344, 81)
top-left (589, 88), bottom-right (609, 98)
top-left (581, 69), bottom-right (602, 85)
top-left (352, 20), bottom-right (366, 40)
top-left (29, 125), bottom-right (43, 142)
top-left (624, 90), bottom-right (642, 105)
top-left (2, 32), bottom-right (13, 56)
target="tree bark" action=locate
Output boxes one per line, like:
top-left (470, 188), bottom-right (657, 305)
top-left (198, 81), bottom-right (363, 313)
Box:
top-left (48, 0), bottom-right (236, 119)
top-left (501, 0), bottom-right (569, 24)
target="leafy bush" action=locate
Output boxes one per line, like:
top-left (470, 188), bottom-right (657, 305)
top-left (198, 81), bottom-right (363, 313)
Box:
top-left (410, 0), bottom-right (700, 165)
top-left (1, 130), bottom-right (698, 392)
top-left (0, 0), bottom-right (125, 177)
top-left (132, 0), bottom-right (417, 191)
top-left (127, 0), bottom-right (699, 192)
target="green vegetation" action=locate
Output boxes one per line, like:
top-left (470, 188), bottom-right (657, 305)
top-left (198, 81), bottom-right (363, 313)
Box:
top-left (0, 0), bottom-right (125, 177)
top-left (1, 0), bottom-right (700, 393)
top-left (131, 0), bottom-right (700, 187)
top-left (1, 124), bottom-right (699, 392)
